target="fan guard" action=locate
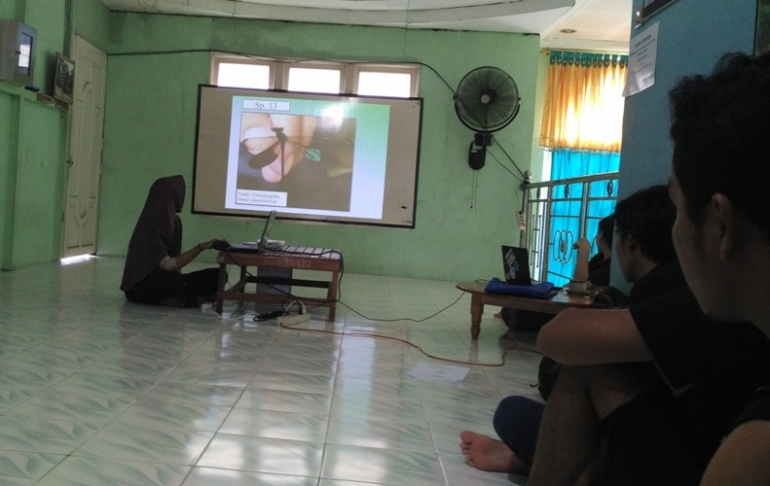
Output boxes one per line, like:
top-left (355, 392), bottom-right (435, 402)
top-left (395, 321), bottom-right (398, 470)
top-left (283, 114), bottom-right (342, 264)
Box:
top-left (454, 66), bottom-right (521, 170)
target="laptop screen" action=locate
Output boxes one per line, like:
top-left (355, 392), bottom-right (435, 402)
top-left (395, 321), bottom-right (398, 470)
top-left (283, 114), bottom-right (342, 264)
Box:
top-left (257, 210), bottom-right (277, 252)
top-left (502, 246), bottom-right (532, 286)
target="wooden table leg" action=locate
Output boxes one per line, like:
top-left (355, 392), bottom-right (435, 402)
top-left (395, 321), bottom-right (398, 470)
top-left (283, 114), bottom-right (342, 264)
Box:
top-left (470, 293), bottom-right (483, 340)
top-left (216, 261), bottom-right (227, 314)
top-left (326, 269), bottom-right (339, 321)
top-left (239, 264), bottom-right (247, 295)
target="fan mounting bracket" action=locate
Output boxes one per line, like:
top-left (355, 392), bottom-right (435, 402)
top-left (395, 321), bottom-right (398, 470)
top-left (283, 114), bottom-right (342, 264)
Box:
top-left (474, 132), bottom-right (493, 147)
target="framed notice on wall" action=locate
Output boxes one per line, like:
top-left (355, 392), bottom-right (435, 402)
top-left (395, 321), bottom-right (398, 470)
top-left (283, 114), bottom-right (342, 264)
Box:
top-left (53, 53), bottom-right (75, 104)
top-left (758, 0), bottom-right (770, 54)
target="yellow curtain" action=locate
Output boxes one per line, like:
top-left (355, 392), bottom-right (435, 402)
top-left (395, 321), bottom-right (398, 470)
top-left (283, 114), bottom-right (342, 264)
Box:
top-left (540, 52), bottom-right (628, 153)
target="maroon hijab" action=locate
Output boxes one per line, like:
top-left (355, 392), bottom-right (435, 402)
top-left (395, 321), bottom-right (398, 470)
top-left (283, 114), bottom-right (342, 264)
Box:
top-left (120, 175), bottom-right (185, 291)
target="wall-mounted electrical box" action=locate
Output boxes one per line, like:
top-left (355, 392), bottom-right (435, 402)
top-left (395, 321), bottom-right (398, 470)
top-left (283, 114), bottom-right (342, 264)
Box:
top-left (0, 19), bottom-right (38, 86)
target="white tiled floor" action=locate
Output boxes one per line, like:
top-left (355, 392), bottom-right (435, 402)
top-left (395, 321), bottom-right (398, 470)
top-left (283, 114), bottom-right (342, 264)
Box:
top-left (0, 257), bottom-right (543, 485)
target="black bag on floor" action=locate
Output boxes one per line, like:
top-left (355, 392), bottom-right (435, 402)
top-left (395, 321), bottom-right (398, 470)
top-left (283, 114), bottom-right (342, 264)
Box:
top-left (537, 356), bottom-right (562, 401)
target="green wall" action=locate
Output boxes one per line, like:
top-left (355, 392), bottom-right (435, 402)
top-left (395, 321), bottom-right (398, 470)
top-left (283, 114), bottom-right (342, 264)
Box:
top-left (73, 0), bottom-right (110, 53)
top-left (12, 101), bottom-right (67, 267)
top-left (1, 0), bottom-right (760, 283)
top-left (24, 0), bottom-right (66, 94)
top-left (528, 53), bottom-right (550, 182)
top-left (0, 0), bottom-right (22, 22)
top-left (100, 13), bottom-right (542, 281)
top-left (0, 90), bottom-right (20, 269)
top-left (0, 0), bottom-right (109, 270)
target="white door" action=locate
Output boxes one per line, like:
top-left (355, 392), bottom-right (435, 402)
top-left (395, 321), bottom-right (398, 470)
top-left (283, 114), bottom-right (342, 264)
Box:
top-left (63, 36), bottom-right (107, 258)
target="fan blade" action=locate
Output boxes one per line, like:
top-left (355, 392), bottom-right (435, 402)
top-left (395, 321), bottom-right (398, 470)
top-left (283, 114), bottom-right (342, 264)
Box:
top-left (455, 66), bottom-right (521, 132)
top-left (491, 75), bottom-right (514, 95)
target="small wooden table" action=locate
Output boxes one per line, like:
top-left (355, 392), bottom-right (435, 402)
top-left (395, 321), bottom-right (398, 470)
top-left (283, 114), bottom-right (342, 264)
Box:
top-left (216, 249), bottom-right (342, 320)
top-left (456, 281), bottom-right (600, 340)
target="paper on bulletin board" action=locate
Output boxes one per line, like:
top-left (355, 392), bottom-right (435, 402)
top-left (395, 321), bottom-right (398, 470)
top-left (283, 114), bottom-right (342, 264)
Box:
top-left (623, 22), bottom-right (660, 97)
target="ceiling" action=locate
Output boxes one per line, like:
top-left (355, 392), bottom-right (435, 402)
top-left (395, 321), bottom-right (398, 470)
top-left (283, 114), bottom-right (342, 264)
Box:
top-left (99, 0), bottom-right (632, 52)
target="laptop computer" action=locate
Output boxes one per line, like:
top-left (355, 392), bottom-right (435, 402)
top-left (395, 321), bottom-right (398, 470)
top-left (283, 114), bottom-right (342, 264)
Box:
top-left (501, 245), bottom-right (532, 286)
top-left (227, 210), bottom-right (277, 254)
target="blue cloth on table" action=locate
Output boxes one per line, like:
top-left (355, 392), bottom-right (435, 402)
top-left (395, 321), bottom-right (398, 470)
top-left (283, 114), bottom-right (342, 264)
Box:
top-left (484, 278), bottom-right (558, 299)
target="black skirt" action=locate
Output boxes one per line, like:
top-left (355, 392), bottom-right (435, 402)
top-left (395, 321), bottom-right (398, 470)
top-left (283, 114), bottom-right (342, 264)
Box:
top-left (124, 267), bottom-right (219, 307)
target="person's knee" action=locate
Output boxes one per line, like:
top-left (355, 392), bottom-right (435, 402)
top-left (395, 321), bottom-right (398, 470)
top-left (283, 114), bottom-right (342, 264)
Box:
top-left (494, 396), bottom-right (545, 439)
top-left (556, 363), bottom-right (662, 419)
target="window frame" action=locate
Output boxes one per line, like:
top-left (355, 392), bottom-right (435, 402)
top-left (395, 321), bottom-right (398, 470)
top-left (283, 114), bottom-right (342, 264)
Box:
top-left (210, 53), bottom-right (279, 89)
top-left (281, 60), bottom-right (346, 93)
top-left (211, 53), bottom-right (421, 97)
top-left (352, 63), bottom-right (420, 98)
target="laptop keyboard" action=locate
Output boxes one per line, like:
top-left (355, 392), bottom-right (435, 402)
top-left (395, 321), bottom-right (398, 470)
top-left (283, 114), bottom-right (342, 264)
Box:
top-left (280, 245), bottom-right (330, 255)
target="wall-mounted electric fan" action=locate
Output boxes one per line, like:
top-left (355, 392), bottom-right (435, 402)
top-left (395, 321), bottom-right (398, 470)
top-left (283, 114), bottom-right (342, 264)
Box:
top-left (454, 66), bottom-right (521, 170)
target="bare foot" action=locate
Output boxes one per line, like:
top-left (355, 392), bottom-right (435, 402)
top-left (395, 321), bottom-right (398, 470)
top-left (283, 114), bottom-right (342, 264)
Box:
top-left (460, 430), bottom-right (530, 474)
top-left (493, 312), bottom-right (502, 319)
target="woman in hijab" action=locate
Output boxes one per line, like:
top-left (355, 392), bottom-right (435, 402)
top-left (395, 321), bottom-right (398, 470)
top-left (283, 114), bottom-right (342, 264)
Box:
top-left (120, 175), bottom-right (223, 307)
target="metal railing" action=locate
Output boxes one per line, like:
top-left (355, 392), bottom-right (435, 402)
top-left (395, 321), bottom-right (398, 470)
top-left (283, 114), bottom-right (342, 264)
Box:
top-left (520, 172), bottom-right (619, 285)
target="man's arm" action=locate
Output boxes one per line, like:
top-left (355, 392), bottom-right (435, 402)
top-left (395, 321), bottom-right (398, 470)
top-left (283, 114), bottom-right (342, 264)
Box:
top-left (536, 307), bottom-right (653, 366)
top-left (700, 421), bottom-right (770, 486)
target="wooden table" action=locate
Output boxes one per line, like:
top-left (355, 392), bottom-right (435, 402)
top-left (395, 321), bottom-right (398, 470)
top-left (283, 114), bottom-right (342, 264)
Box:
top-left (456, 281), bottom-right (600, 340)
top-left (216, 249), bottom-right (342, 320)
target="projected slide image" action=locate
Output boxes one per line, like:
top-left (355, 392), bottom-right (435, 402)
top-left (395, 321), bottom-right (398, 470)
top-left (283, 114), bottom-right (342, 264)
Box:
top-left (235, 113), bottom-right (357, 212)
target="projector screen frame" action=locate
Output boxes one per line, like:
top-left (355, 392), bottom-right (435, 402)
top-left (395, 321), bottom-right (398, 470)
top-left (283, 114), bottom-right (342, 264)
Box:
top-left (191, 84), bottom-right (424, 229)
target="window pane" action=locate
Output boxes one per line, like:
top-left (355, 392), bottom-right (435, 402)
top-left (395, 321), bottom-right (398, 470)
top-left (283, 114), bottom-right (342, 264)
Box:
top-left (217, 63), bottom-right (270, 89)
top-left (358, 72), bottom-right (412, 97)
top-left (288, 68), bottom-right (341, 94)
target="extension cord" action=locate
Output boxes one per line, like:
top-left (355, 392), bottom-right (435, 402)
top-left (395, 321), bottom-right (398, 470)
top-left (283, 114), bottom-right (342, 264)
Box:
top-left (277, 314), bottom-right (311, 326)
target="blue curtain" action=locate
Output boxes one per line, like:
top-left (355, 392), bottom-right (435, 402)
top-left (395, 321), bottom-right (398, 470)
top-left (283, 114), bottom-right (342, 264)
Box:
top-left (546, 149), bottom-right (620, 286)
top-left (551, 149), bottom-right (620, 179)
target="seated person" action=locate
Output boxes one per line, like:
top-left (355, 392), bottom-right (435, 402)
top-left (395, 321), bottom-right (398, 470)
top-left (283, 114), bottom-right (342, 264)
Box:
top-left (498, 214), bottom-right (615, 330)
top-left (462, 176), bottom-right (770, 484)
top-left (528, 290), bottom-right (770, 485)
top-left (120, 175), bottom-right (223, 307)
top-left (665, 51), bottom-right (770, 485)
top-left (585, 213), bottom-right (614, 287)
top-left (459, 184), bottom-right (730, 479)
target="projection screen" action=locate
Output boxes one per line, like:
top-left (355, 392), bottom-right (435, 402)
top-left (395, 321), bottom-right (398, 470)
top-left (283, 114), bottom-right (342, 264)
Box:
top-left (192, 85), bottom-right (423, 228)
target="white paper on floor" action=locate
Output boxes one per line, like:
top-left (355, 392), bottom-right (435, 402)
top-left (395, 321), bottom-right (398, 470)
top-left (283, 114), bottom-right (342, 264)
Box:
top-left (409, 361), bottom-right (470, 384)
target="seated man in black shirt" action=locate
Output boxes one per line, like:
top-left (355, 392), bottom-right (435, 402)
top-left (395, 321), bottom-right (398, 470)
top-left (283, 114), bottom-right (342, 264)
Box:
top-left (527, 289), bottom-right (770, 485)
top-left (585, 213), bottom-right (615, 287)
top-left (665, 51), bottom-right (770, 485)
top-left (520, 52), bottom-right (770, 485)
top-left (460, 185), bottom-right (692, 477)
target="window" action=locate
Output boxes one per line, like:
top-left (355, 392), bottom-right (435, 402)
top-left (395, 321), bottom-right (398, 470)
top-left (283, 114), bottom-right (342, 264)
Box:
top-left (354, 65), bottom-right (418, 98)
top-left (357, 72), bottom-right (411, 98)
top-left (211, 56), bottom-right (275, 89)
top-left (211, 54), bottom-right (420, 97)
top-left (217, 63), bottom-right (270, 89)
top-left (287, 66), bottom-right (342, 94)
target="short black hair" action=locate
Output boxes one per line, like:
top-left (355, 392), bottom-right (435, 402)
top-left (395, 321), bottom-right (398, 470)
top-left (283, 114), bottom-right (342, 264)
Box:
top-left (669, 51), bottom-right (770, 239)
top-left (614, 185), bottom-right (676, 263)
top-left (598, 214), bottom-right (615, 248)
